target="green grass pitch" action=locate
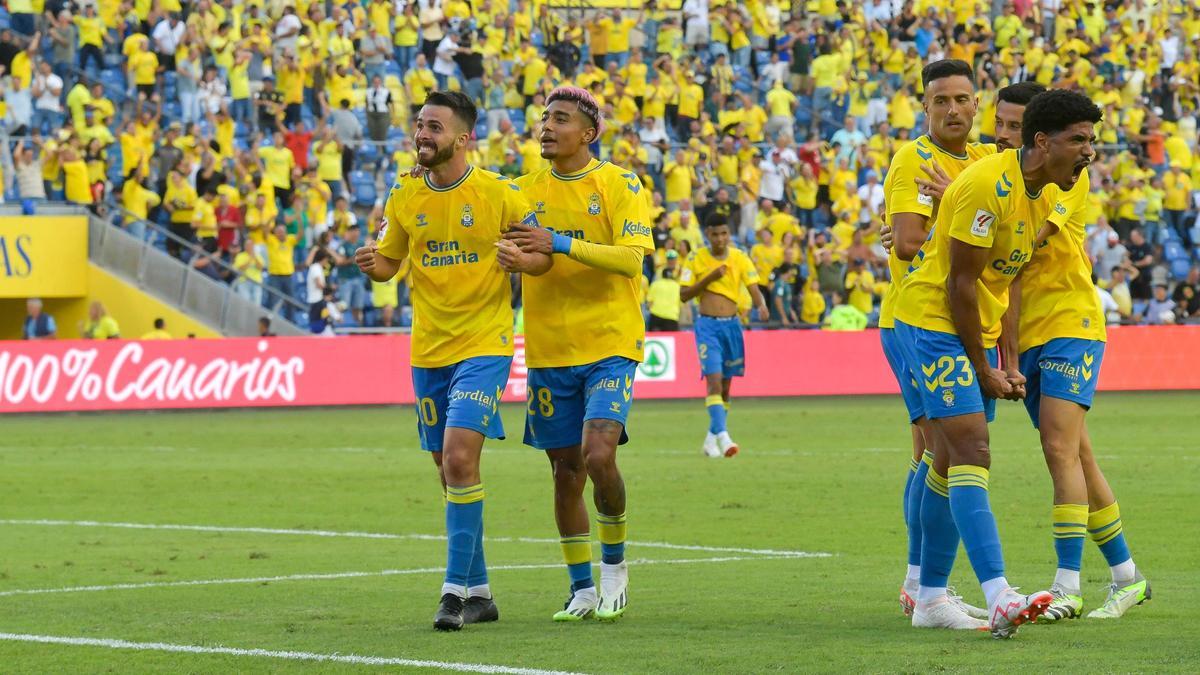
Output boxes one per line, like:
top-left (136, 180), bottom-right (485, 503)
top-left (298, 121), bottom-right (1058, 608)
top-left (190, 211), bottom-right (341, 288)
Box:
top-left (0, 393), bottom-right (1196, 673)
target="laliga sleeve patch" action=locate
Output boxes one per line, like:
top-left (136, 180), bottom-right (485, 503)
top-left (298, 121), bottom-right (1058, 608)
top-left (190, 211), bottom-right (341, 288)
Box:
top-left (917, 193), bottom-right (934, 207)
top-left (970, 209), bottom-right (995, 238)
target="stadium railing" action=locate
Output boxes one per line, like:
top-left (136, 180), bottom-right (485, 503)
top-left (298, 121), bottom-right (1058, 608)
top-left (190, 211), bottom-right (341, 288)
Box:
top-left (88, 205), bottom-right (309, 337)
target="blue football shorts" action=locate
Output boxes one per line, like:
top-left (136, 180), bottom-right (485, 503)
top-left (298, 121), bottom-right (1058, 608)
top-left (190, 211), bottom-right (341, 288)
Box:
top-left (1019, 338), bottom-right (1105, 429)
top-left (893, 321), bottom-right (998, 423)
top-left (411, 355), bottom-right (512, 451)
top-left (694, 314), bottom-right (745, 378)
top-left (524, 356), bottom-right (637, 450)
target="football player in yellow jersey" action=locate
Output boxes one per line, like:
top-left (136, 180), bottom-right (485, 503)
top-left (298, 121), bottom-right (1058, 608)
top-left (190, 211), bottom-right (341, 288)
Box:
top-left (892, 89), bottom-right (1102, 638)
top-left (991, 86), bottom-right (1150, 623)
top-left (500, 87), bottom-right (653, 623)
top-left (877, 60), bottom-right (990, 624)
top-left (355, 92), bottom-right (548, 632)
top-left (679, 213), bottom-right (768, 459)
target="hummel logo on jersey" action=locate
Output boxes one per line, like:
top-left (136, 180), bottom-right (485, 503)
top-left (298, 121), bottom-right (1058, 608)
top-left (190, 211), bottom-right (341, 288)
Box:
top-left (995, 173), bottom-right (1013, 197)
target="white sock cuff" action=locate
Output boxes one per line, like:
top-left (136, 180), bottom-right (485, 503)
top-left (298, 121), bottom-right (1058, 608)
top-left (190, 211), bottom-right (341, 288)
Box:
top-left (467, 584), bottom-right (491, 599)
top-left (441, 582), bottom-right (467, 598)
top-left (980, 577), bottom-right (1009, 607)
top-left (917, 585), bottom-right (947, 603)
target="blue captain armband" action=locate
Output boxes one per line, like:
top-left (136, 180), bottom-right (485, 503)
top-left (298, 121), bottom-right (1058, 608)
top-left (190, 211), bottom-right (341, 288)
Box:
top-left (551, 232), bottom-right (574, 254)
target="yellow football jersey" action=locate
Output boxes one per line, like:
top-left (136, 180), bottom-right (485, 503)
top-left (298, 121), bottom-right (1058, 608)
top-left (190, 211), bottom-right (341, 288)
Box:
top-left (515, 159), bottom-right (655, 369)
top-left (894, 150), bottom-right (1058, 348)
top-left (679, 246), bottom-right (759, 304)
top-left (878, 135), bottom-right (992, 328)
top-left (1018, 168), bottom-right (1105, 352)
top-left (378, 166), bottom-right (535, 368)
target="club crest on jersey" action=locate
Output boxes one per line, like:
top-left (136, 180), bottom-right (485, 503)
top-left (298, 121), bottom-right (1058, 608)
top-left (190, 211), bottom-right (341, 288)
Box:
top-left (461, 204), bottom-right (474, 227)
top-left (534, 200), bottom-right (547, 215)
top-left (942, 389), bottom-right (956, 407)
top-left (588, 193), bottom-right (602, 216)
top-left (415, 213), bottom-right (428, 227)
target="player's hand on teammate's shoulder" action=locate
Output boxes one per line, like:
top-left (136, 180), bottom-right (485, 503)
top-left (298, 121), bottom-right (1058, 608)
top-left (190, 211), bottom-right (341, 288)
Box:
top-left (354, 242), bottom-right (379, 274)
top-left (980, 366), bottom-right (1015, 401)
top-left (503, 220), bottom-right (554, 255)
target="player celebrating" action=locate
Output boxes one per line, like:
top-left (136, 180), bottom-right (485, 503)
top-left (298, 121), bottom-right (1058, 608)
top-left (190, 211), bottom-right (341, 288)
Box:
top-left (998, 91), bottom-right (1150, 622)
top-left (877, 59), bottom-right (990, 623)
top-left (892, 89), bottom-right (1101, 638)
top-left (500, 87), bottom-right (654, 622)
top-left (679, 213), bottom-right (769, 458)
top-left (356, 91), bottom-right (545, 631)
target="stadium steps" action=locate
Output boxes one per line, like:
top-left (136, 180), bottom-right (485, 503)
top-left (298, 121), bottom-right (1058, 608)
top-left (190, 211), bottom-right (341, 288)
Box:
top-left (67, 205), bottom-right (307, 337)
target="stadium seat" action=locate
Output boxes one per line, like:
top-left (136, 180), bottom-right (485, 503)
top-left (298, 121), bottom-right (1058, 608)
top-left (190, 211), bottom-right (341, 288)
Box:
top-left (350, 171), bottom-right (377, 207)
top-left (1171, 257), bottom-right (1191, 279)
top-left (1161, 226), bottom-right (1179, 243)
top-left (1190, 225), bottom-right (1200, 244)
top-left (163, 102), bottom-right (182, 121)
top-left (1165, 241), bottom-right (1187, 261)
top-left (357, 143), bottom-right (380, 166)
top-left (353, 181), bottom-right (377, 208)
top-left (474, 120), bottom-right (488, 140)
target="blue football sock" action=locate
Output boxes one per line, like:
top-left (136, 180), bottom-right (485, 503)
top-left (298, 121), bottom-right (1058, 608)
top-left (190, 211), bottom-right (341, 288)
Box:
top-left (948, 466), bottom-right (1005, 585)
top-left (1052, 503), bottom-right (1088, 574)
top-left (466, 518), bottom-right (488, 589)
top-left (560, 535), bottom-right (594, 592)
top-left (919, 468), bottom-right (957, 590)
top-left (597, 512), bottom-right (627, 565)
top-left (705, 395), bottom-right (727, 434)
top-left (1089, 503), bottom-right (1133, 569)
top-left (444, 484), bottom-right (484, 588)
top-left (906, 453), bottom-right (931, 567)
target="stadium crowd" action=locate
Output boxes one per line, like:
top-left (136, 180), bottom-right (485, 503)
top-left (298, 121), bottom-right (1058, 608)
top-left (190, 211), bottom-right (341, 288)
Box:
top-left (7, 0), bottom-right (1200, 334)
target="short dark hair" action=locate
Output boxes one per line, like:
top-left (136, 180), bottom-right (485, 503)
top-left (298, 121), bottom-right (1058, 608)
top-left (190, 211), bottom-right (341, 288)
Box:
top-left (997, 81), bottom-right (1046, 106)
top-left (921, 59), bottom-right (974, 89)
top-left (423, 90), bottom-right (478, 132)
top-left (704, 212), bottom-right (729, 230)
top-left (1021, 89), bottom-right (1102, 147)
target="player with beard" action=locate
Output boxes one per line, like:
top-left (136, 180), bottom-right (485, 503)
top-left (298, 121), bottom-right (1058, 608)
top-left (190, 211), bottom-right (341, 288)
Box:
top-left (876, 59), bottom-right (992, 628)
top-left (356, 91), bottom-right (548, 631)
top-left (501, 87), bottom-right (654, 622)
top-left (991, 84), bottom-right (1151, 622)
top-left (892, 89), bottom-right (1102, 638)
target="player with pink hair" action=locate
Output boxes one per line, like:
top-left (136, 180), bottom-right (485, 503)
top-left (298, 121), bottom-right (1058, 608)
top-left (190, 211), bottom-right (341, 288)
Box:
top-left (502, 85), bottom-right (654, 622)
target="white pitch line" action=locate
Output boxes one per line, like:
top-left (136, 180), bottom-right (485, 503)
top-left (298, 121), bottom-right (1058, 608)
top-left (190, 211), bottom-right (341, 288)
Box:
top-left (0, 519), bottom-right (830, 558)
top-left (0, 632), bottom-right (584, 675)
top-left (0, 555), bottom-right (799, 598)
